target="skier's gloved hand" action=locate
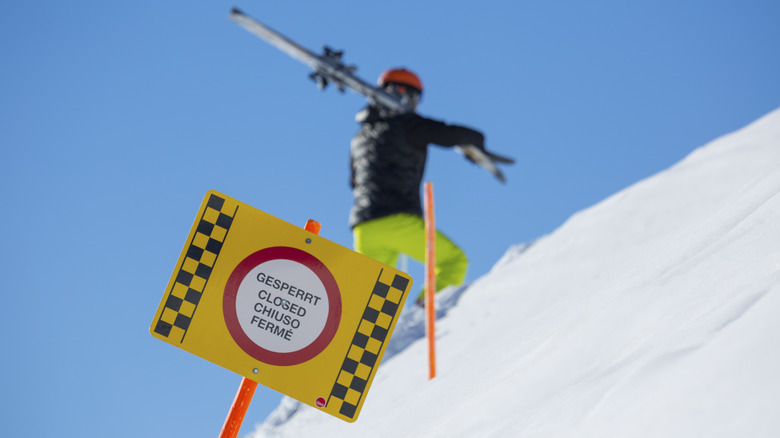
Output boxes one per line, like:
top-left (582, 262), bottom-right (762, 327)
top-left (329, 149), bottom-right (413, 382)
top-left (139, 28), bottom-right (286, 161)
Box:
top-left (459, 144), bottom-right (483, 164)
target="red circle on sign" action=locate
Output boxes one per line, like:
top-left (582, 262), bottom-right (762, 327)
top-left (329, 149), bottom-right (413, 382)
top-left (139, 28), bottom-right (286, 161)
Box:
top-left (315, 397), bottom-right (326, 408)
top-left (223, 246), bottom-right (341, 366)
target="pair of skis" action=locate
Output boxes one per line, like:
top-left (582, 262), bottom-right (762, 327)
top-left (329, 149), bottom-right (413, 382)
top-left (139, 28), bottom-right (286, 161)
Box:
top-left (229, 8), bottom-right (514, 183)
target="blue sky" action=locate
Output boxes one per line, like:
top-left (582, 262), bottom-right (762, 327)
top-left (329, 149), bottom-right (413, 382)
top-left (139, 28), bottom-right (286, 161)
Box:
top-left (1, 1), bottom-right (778, 437)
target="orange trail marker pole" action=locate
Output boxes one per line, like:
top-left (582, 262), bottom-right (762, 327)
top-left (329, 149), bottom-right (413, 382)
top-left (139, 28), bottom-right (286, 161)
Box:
top-left (424, 182), bottom-right (436, 380)
top-left (219, 219), bottom-right (322, 438)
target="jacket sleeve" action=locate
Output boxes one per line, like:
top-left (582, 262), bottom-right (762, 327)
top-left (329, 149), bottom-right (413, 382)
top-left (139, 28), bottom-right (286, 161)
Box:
top-left (406, 114), bottom-right (485, 150)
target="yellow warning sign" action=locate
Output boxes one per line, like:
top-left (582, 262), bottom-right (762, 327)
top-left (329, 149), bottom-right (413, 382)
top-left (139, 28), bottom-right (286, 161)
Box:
top-left (150, 191), bottom-right (412, 422)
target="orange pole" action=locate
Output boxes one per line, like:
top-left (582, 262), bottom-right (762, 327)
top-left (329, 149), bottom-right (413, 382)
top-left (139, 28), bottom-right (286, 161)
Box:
top-left (219, 378), bottom-right (257, 438)
top-left (424, 182), bottom-right (436, 380)
top-left (219, 219), bottom-right (322, 437)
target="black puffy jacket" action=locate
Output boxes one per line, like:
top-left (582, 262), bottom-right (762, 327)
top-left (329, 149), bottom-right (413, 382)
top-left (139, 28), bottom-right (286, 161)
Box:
top-left (349, 105), bottom-right (485, 228)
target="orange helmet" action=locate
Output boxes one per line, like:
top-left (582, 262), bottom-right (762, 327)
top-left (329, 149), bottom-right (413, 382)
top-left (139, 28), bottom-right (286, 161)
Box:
top-left (377, 68), bottom-right (423, 93)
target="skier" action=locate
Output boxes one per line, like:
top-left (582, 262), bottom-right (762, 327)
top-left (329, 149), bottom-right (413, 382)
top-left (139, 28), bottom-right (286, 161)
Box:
top-left (349, 68), bottom-right (486, 300)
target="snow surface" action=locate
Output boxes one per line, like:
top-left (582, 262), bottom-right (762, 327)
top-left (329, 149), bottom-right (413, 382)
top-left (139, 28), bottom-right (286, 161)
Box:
top-left (248, 108), bottom-right (780, 437)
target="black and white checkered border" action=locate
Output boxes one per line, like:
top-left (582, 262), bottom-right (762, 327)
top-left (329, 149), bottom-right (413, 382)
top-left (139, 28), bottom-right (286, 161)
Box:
top-left (154, 194), bottom-right (238, 343)
top-left (326, 269), bottom-right (409, 419)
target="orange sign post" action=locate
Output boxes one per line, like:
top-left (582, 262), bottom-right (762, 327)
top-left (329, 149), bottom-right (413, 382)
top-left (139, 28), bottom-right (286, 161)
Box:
top-left (219, 376), bottom-right (258, 438)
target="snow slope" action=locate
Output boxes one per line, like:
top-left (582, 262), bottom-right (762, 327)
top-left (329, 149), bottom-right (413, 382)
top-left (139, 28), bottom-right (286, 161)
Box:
top-left (249, 108), bottom-right (780, 437)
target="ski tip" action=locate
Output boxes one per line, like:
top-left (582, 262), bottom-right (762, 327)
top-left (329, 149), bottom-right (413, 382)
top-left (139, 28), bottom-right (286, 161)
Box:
top-left (486, 150), bottom-right (515, 164)
top-left (489, 167), bottom-right (507, 184)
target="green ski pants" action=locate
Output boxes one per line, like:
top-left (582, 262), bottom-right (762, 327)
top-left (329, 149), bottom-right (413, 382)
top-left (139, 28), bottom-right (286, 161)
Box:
top-left (353, 213), bottom-right (468, 292)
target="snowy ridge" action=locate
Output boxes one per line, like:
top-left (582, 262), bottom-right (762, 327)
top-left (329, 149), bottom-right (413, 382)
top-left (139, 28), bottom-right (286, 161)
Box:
top-left (253, 284), bottom-right (470, 434)
top-left (249, 108), bottom-right (780, 437)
